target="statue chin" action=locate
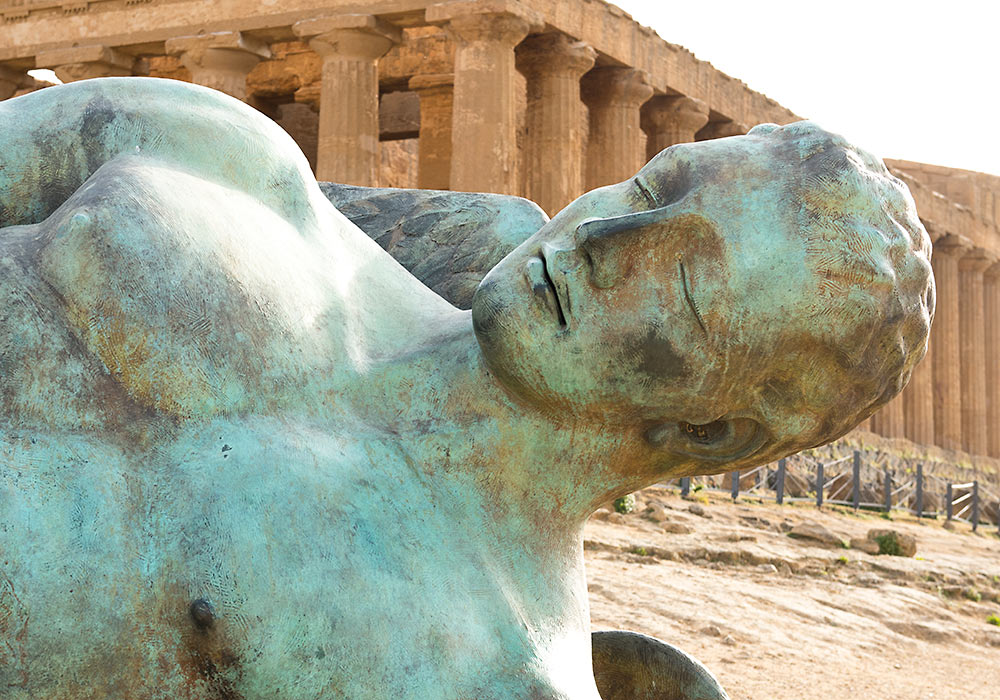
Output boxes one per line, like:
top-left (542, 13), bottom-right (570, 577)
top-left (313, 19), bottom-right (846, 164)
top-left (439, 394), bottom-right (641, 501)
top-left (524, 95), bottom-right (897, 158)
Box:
top-left (470, 272), bottom-right (549, 409)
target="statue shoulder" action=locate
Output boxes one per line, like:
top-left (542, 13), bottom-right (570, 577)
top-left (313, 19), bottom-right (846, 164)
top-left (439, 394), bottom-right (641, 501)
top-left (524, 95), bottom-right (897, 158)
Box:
top-left (1, 77), bottom-right (318, 231)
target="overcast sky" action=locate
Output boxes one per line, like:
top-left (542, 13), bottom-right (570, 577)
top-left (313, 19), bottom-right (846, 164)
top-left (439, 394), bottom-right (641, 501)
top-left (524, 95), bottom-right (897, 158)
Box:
top-left (611, 0), bottom-right (999, 176)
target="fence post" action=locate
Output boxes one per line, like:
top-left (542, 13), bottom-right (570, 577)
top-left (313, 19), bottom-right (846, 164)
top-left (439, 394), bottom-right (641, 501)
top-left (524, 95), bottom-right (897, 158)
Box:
top-left (680, 477), bottom-right (690, 498)
top-left (883, 468), bottom-right (892, 512)
top-left (731, 470), bottom-right (740, 500)
top-left (946, 483), bottom-right (953, 521)
top-left (816, 461), bottom-right (824, 508)
top-left (776, 459), bottom-right (786, 505)
top-left (915, 463), bottom-right (923, 518)
top-left (972, 481), bottom-right (979, 532)
top-left (852, 451), bottom-right (861, 510)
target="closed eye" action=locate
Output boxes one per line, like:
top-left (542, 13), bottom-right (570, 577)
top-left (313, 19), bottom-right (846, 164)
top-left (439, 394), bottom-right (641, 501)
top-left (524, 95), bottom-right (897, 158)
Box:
top-left (634, 176), bottom-right (658, 208)
top-left (677, 259), bottom-right (708, 337)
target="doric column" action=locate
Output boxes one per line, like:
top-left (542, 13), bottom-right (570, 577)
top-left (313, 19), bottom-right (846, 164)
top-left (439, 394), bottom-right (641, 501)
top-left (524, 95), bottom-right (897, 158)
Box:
top-left (931, 235), bottom-right (970, 451)
top-left (985, 263), bottom-right (1000, 458)
top-left (36, 45), bottom-right (133, 82)
top-left (293, 15), bottom-right (401, 186)
top-left (409, 73), bottom-right (454, 190)
top-left (515, 33), bottom-right (595, 215)
top-left (903, 326), bottom-right (935, 445)
top-left (696, 119), bottom-right (747, 141)
top-left (959, 248), bottom-right (992, 455)
top-left (640, 95), bottom-right (710, 161)
top-left (427, 0), bottom-right (541, 195)
top-left (872, 395), bottom-right (905, 439)
top-left (581, 66), bottom-right (653, 190)
top-left (165, 32), bottom-right (270, 101)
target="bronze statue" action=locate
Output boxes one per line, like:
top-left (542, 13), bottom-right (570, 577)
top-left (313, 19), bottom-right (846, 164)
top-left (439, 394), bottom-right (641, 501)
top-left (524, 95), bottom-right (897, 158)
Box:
top-left (0, 78), bottom-right (932, 699)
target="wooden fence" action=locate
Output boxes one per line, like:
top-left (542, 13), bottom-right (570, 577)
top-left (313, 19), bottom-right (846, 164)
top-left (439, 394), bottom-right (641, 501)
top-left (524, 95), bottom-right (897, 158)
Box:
top-left (670, 451), bottom-right (1000, 532)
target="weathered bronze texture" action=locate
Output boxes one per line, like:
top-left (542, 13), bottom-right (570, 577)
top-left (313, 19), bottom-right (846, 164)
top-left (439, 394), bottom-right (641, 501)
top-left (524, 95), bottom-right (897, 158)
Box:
top-left (591, 631), bottom-right (729, 700)
top-left (0, 78), bottom-right (932, 699)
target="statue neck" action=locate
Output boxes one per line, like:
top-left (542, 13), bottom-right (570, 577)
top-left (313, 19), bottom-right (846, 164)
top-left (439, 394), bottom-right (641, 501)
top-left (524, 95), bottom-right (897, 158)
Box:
top-left (311, 209), bottom-right (676, 529)
top-left (337, 309), bottom-right (666, 530)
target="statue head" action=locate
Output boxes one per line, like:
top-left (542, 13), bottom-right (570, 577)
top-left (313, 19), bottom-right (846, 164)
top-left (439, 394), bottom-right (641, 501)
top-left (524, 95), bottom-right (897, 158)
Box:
top-left (471, 121), bottom-right (933, 473)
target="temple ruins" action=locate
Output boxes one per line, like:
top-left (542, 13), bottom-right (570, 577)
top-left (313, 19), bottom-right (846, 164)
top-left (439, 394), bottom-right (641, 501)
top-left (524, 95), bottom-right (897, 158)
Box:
top-left (1, 0), bottom-right (998, 465)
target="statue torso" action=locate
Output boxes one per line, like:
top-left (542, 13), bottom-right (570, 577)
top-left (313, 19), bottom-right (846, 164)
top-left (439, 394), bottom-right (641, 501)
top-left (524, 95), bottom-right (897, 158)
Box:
top-left (1, 417), bottom-right (595, 699)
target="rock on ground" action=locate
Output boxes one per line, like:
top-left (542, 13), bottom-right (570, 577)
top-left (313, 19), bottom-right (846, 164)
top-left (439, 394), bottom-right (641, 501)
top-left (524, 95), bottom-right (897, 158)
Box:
top-left (787, 521), bottom-right (847, 548)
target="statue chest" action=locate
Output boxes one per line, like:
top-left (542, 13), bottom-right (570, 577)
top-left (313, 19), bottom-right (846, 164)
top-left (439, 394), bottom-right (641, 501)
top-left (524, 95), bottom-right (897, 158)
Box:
top-left (1, 423), bottom-right (596, 699)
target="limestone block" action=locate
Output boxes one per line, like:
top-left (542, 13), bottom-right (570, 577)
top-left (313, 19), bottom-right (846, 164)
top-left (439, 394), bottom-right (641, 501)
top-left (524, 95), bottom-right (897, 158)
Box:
top-left (381, 28), bottom-right (454, 83)
top-left (697, 119), bottom-right (748, 141)
top-left (36, 45), bottom-right (133, 81)
top-left (165, 31), bottom-right (270, 100)
top-left (246, 41), bottom-right (320, 100)
top-left (293, 14), bottom-right (402, 53)
top-left (379, 90), bottom-right (420, 140)
top-left (641, 94), bottom-right (710, 159)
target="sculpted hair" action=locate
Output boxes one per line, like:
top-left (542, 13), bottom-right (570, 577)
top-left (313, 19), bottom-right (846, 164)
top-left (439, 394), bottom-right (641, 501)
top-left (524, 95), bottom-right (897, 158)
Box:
top-left (746, 122), bottom-right (934, 455)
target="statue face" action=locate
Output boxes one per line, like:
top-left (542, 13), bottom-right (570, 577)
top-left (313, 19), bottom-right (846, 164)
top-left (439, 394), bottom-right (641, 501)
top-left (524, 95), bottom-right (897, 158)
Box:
top-left (472, 123), bottom-right (932, 468)
top-left (472, 136), bottom-right (778, 427)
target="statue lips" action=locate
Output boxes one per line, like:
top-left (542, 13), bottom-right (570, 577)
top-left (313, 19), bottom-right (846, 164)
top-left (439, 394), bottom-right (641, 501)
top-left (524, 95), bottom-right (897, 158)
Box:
top-left (525, 255), bottom-right (568, 329)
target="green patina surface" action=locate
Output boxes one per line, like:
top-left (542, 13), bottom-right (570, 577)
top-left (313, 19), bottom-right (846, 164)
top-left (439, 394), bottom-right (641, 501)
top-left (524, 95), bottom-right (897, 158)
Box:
top-left (0, 78), bottom-right (932, 699)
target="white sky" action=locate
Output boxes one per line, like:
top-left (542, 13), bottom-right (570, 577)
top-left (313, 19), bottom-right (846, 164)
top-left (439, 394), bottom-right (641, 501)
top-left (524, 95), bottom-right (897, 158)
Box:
top-left (611, 0), bottom-right (1000, 176)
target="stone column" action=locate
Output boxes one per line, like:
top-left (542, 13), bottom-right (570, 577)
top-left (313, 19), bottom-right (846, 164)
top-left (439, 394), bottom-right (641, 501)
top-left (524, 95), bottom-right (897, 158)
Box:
top-left (903, 329), bottom-right (935, 445)
top-left (36, 45), bottom-right (133, 82)
top-left (931, 235), bottom-right (969, 451)
top-left (640, 95), bottom-right (710, 161)
top-left (871, 395), bottom-right (905, 439)
top-left (959, 248), bottom-right (992, 455)
top-left (165, 32), bottom-right (270, 101)
top-left (293, 15), bottom-right (401, 186)
top-left (581, 66), bottom-right (653, 190)
top-left (696, 119), bottom-right (747, 141)
top-left (427, 0), bottom-right (542, 195)
top-left (515, 33), bottom-right (595, 215)
top-left (985, 264), bottom-right (1000, 458)
top-left (409, 73), bottom-right (454, 190)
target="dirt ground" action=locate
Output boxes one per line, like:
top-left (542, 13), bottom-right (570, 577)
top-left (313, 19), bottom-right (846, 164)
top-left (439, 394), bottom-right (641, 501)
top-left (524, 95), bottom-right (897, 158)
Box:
top-left (584, 487), bottom-right (1000, 700)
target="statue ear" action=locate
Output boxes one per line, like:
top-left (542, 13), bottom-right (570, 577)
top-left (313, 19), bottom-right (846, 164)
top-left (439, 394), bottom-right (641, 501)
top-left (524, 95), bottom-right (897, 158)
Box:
top-left (645, 417), bottom-right (767, 464)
